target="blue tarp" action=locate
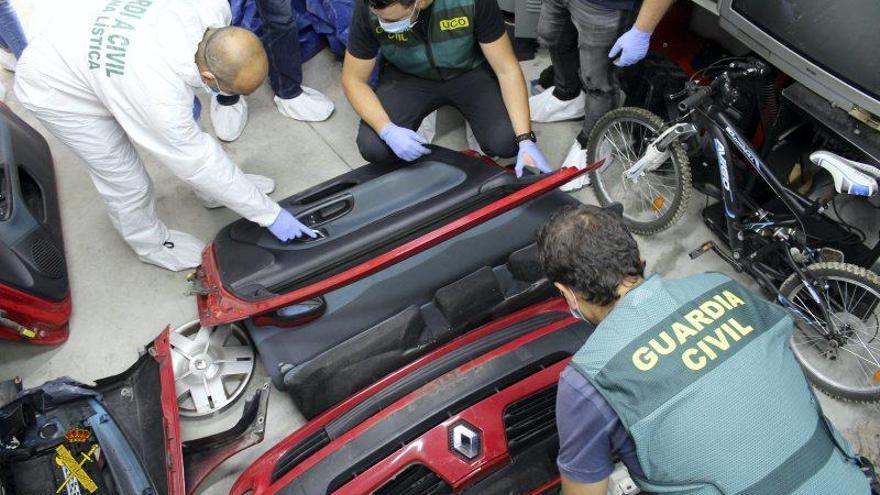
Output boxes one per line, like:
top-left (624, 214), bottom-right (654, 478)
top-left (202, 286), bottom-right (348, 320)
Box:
top-left (230, 0), bottom-right (354, 61)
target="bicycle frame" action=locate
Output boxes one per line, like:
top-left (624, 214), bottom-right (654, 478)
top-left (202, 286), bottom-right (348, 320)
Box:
top-left (693, 104), bottom-right (836, 331)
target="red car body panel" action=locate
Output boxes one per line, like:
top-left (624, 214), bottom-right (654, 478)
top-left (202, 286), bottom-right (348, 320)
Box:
top-left (155, 327), bottom-right (188, 495)
top-left (231, 298), bottom-right (577, 494)
top-left (334, 360), bottom-right (567, 493)
top-left (195, 165), bottom-right (594, 327)
top-left (0, 283), bottom-right (71, 345)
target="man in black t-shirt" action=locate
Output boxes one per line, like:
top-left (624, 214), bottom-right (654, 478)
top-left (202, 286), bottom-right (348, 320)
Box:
top-left (343, 0), bottom-right (552, 177)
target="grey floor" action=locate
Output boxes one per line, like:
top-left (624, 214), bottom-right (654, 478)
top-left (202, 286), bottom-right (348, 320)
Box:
top-left (0, 3), bottom-right (878, 492)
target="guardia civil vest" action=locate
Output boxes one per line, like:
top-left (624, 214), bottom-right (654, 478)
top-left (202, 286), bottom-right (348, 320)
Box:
top-left (571, 273), bottom-right (870, 495)
top-left (369, 0), bottom-right (486, 80)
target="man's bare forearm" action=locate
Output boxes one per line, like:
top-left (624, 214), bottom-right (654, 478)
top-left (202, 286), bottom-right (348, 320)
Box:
top-left (342, 78), bottom-right (392, 133)
top-left (481, 34), bottom-right (532, 137)
top-left (497, 69), bottom-right (532, 136)
top-left (634, 0), bottom-right (675, 33)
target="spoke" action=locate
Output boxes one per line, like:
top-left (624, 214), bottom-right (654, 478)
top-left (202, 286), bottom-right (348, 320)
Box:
top-left (223, 345), bottom-right (253, 360)
top-left (206, 375), bottom-right (229, 405)
top-left (836, 280), bottom-right (849, 313)
top-left (792, 294), bottom-right (826, 329)
top-left (849, 331), bottom-right (880, 367)
top-left (170, 332), bottom-right (199, 357)
top-left (218, 359), bottom-right (253, 377)
top-left (838, 345), bottom-right (880, 371)
top-left (604, 131), bottom-right (630, 165)
top-left (189, 380), bottom-right (212, 412)
top-left (849, 286), bottom-right (869, 317)
top-left (193, 325), bottom-right (213, 347)
top-left (174, 369), bottom-right (195, 383)
top-left (209, 324), bottom-right (233, 350)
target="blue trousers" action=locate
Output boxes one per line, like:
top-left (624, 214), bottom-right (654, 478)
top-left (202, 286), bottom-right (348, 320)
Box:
top-left (223, 0), bottom-right (304, 107)
top-left (0, 0), bottom-right (27, 58)
top-left (196, 0), bottom-right (305, 119)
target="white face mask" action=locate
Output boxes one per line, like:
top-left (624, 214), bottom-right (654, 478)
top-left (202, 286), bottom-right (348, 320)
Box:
top-left (377, 3), bottom-right (419, 33)
top-left (561, 287), bottom-right (589, 322)
top-left (204, 78), bottom-right (234, 97)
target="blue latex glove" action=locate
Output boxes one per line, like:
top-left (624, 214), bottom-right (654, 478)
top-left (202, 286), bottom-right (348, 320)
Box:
top-left (379, 122), bottom-right (431, 162)
top-left (608, 26), bottom-right (651, 67)
top-left (268, 209), bottom-right (319, 242)
top-left (515, 140), bottom-right (553, 178)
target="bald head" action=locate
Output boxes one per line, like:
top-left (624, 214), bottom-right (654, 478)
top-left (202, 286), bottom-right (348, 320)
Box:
top-left (200, 27), bottom-right (268, 95)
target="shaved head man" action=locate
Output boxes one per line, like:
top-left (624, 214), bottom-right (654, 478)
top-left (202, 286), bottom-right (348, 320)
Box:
top-left (197, 27), bottom-right (269, 96)
top-left (16, 0), bottom-right (316, 271)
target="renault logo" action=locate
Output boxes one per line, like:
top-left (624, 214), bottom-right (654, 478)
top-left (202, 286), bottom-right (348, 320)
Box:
top-left (449, 421), bottom-right (481, 460)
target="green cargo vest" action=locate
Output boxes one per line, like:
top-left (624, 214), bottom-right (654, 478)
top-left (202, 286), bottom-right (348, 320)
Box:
top-left (369, 0), bottom-right (486, 80)
top-left (571, 273), bottom-right (869, 495)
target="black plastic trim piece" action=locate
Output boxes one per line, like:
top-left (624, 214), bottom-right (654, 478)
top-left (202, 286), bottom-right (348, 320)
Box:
top-left (270, 428), bottom-right (331, 483)
top-left (374, 464), bottom-right (453, 495)
top-left (503, 385), bottom-right (558, 455)
top-left (325, 312), bottom-right (567, 439)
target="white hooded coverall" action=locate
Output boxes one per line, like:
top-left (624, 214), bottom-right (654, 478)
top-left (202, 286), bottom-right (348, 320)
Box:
top-left (15, 0), bottom-right (281, 271)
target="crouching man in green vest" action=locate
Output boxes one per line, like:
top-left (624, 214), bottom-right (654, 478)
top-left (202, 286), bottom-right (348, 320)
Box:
top-left (536, 204), bottom-right (876, 495)
top-left (342, 0), bottom-right (552, 176)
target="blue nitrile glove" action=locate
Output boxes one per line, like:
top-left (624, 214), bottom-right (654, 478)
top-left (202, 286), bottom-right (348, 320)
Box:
top-left (268, 209), bottom-right (319, 242)
top-left (379, 122), bottom-right (431, 162)
top-left (608, 26), bottom-right (652, 67)
top-left (515, 140), bottom-right (553, 178)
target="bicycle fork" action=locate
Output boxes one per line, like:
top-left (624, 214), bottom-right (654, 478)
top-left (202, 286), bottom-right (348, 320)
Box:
top-left (624, 123), bottom-right (697, 180)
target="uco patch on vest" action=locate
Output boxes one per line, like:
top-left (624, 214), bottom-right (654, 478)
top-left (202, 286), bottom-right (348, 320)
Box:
top-left (440, 16), bottom-right (470, 31)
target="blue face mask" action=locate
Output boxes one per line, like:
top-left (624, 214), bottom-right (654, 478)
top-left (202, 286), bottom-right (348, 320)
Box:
top-left (378, 4), bottom-right (419, 33)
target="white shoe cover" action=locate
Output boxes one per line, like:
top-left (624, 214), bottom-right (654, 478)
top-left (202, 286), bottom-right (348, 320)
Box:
top-left (529, 87), bottom-right (585, 123)
top-left (464, 121), bottom-right (484, 154)
top-left (137, 230), bottom-right (205, 272)
top-left (0, 81), bottom-right (5, 101)
top-left (275, 87), bottom-right (334, 122)
top-left (197, 173), bottom-right (276, 209)
top-left (0, 50), bottom-right (16, 72)
top-left (559, 141), bottom-right (591, 192)
top-left (417, 111), bottom-right (437, 143)
top-left (211, 97), bottom-right (248, 142)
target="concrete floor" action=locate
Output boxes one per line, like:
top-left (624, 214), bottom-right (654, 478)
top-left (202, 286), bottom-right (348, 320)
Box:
top-left (0, 2), bottom-right (878, 492)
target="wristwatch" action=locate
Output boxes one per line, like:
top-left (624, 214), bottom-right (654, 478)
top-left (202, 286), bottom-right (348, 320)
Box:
top-left (514, 131), bottom-right (536, 145)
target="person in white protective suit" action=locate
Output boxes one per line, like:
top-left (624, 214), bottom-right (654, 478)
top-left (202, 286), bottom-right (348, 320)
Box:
top-left (15, 0), bottom-right (317, 271)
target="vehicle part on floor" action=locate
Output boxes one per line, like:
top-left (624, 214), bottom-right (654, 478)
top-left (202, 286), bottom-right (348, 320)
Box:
top-left (193, 147), bottom-right (592, 326)
top-left (261, 239), bottom-right (566, 419)
top-left (0, 102), bottom-right (70, 345)
top-left (183, 383), bottom-right (270, 494)
top-left (231, 299), bottom-right (614, 494)
top-left (171, 320), bottom-right (256, 417)
top-left (0, 328), bottom-right (269, 495)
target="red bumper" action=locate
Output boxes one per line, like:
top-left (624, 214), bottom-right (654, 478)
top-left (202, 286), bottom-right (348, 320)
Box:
top-left (231, 298), bottom-right (575, 494)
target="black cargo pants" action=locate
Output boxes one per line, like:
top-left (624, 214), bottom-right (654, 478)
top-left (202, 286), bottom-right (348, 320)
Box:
top-left (356, 64), bottom-right (518, 163)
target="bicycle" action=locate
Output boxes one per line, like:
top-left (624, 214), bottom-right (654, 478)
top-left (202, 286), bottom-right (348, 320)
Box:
top-left (586, 59), bottom-right (880, 402)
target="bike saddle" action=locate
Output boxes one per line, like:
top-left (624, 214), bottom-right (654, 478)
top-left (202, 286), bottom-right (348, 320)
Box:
top-left (810, 150), bottom-right (879, 197)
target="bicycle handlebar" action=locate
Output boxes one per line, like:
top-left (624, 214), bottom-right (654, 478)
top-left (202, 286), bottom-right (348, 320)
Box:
top-left (678, 86), bottom-right (713, 112)
top-left (677, 59), bottom-right (770, 112)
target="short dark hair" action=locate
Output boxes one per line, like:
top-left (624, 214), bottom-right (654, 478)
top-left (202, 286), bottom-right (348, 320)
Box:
top-left (367, 0), bottom-right (416, 10)
top-left (537, 204), bottom-right (643, 306)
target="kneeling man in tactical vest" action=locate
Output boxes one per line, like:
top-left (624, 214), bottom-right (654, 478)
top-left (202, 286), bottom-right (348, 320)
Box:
top-left (342, 0), bottom-right (551, 176)
top-left (537, 204), bottom-right (874, 495)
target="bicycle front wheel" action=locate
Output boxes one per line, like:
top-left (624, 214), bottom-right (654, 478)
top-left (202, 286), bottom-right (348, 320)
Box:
top-left (781, 262), bottom-right (880, 402)
top-left (587, 107), bottom-right (691, 235)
